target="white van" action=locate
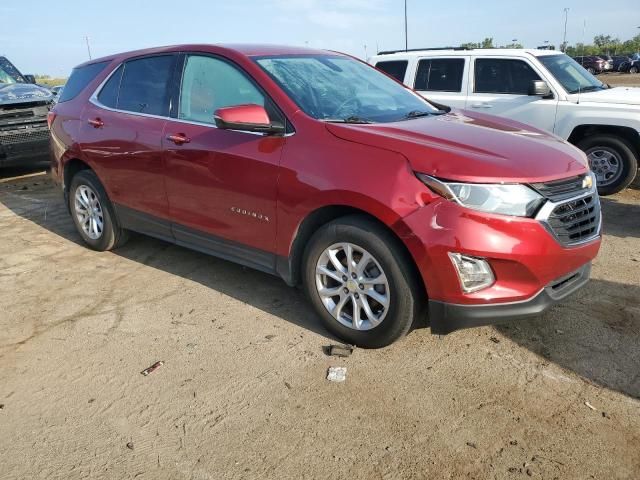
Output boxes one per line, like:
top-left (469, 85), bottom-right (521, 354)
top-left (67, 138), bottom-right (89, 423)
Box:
top-left (369, 48), bottom-right (640, 194)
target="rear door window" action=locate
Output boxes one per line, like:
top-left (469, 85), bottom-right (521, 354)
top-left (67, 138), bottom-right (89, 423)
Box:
top-left (375, 60), bottom-right (408, 82)
top-left (414, 58), bottom-right (465, 92)
top-left (474, 58), bottom-right (541, 95)
top-left (115, 55), bottom-right (175, 116)
top-left (58, 61), bottom-right (110, 103)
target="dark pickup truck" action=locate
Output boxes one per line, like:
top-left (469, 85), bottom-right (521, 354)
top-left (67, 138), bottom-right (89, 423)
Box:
top-left (0, 56), bottom-right (53, 167)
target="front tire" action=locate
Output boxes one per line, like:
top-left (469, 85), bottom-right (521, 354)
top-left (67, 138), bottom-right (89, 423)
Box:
top-left (69, 170), bottom-right (129, 251)
top-left (302, 216), bottom-right (423, 348)
top-left (587, 67), bottom-right (596, 75)
top-left (577, 134), bottom-right (638, 195)
top-left (630, 66), bottom-right (639, 74)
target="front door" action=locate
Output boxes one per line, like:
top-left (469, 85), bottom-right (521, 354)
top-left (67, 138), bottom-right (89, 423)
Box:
top-left (466, 57), bottom-right (558, 133)
top-left (162, 54), bottom-right (286, 271)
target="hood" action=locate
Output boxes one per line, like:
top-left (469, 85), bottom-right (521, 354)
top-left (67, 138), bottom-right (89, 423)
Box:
top-left (574, 86), bottom-right (640, 106)
top-left (325, 110), bottom-right (587, 184)
top-left (0, 83), bottom-right (53, 106)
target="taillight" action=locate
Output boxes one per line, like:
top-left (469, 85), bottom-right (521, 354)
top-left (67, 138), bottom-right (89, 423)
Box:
top-left (47, 111), bottom-right (57, 129)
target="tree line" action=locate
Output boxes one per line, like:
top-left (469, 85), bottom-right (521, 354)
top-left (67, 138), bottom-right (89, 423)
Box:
top-left (459, 34), bottom-right (640, 55)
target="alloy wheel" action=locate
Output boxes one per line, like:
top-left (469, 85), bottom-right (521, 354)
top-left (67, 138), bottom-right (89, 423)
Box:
top-left (74, 185), bottom-right (104, 240)
top-left (315, 242), bottom-right (390, 331)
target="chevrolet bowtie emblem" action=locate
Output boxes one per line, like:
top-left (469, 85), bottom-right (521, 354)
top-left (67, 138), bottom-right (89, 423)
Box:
top-left (582, 175), bottom-right (593, 189)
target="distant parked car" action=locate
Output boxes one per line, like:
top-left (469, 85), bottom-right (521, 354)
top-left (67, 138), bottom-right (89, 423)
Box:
top-left (628, 59), bottom-right (640, 74)
top-left (573, 55), bottom-right (612, 74)
top-left (611, 55), bottom-right (632, 72)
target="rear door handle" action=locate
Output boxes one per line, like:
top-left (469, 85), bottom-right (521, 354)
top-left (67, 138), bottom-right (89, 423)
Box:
top-left (470, 103), bottom-right (492, 109)
top-left (166, 133), bottom-right (191, 145)
top-left (87, 118), bottom-right (104, 128)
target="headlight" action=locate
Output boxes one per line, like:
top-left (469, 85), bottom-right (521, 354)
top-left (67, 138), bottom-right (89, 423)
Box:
top-left (417, 174), bottom-right (544, 217)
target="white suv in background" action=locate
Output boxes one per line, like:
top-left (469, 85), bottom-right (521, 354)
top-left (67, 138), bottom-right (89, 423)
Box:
top-left (369, 48), bottom-right (640, 194)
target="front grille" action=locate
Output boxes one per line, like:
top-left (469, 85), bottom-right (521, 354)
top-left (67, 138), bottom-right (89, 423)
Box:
top-left (0, 128), bottom-right (50, 145)
top-left (545, 194), bottom-right (600, 245)
top-left (530, 175), bottom-right (589, 202)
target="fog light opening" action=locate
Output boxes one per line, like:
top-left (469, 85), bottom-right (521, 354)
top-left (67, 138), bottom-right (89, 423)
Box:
top-left (448, 253), bottom-right (495, 293)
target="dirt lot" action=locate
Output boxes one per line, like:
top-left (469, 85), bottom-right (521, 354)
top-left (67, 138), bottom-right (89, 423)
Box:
top-left (601, 72), bottom-right (640, 87)
top-left (0, 167), bottom-right (639, 480)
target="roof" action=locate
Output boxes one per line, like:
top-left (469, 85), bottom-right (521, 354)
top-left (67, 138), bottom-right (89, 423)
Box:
top-left (371, 48), bottom-right (564, 60)
top-left (75, 43), bottom-right (338, 68)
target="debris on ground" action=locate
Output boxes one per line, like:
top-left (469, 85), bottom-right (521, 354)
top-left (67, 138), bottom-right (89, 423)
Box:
top-left (489, 336), bottom-right (500, 344)
top-left (327, 366), bottom-right (347, 382)
top-left (126, 442), bottom-right (134, 450)
top-left (284, 381), bottom-right (292, 390)
top-left (466, 442), bottom-right (477, 449)
top-left (141, 361), bottom-right (164, 376)
top-left (0, 404), bottom-right (4, 410)
top-left (584, 401), bottom-right (597, 411)
top-left (555, 329), bottom-right (565, 334)
top-left (324, 344), bottom-right (354, 357)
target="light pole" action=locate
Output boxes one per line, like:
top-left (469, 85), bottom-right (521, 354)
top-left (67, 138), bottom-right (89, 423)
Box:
top-left (562, 8), bottom-right (569, 52)
top-left (404, 0), bottom-right (408, 51)
top-left (364, 44), bottom-right (368, 59)
top-left (84, 35), bottom-right (92, 60)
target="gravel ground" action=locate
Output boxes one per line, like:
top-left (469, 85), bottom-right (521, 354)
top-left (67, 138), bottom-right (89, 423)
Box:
top-left (602, 72), bottom-right (640, 87)
top-left (0, 168), bottom-right (639, 480)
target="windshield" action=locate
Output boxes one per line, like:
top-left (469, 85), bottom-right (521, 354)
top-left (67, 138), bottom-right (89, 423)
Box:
top-left (255, 54), bottom-right (439, 123)
top-left (538, 54), bottom-right (604, 94)
top-left (0, 57), bottom-right (25, 84)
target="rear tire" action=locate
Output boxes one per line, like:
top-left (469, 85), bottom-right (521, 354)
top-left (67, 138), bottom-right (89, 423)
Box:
top-left (577, 135), bottom-right (638, 195)
top-left (630, 66), bottom-right (639, 74)
top-left (69, 170), bottom-right (129, 251)
top-left (587, 67), bottom-right (596, 75)
top-left (302, 215), bottom-right (423, 348)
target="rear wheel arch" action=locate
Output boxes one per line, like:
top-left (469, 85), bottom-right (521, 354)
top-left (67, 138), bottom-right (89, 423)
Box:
top-left (63, 158), bottom-right (92, 193)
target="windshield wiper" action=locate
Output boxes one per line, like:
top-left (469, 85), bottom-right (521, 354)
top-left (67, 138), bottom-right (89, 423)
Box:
top-left (570, 85), bottom-right (606, 94)
top-left (403, 110), bottom-right (432, 119)
top-left (323, 116), bottom-right (374, 124)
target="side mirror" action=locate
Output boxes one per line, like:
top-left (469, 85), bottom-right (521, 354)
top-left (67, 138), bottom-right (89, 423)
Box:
top-left (214, 104), bottom-right (284, 135)
top-left (24, 74), bottom-right (37, 84)
top-left (529, 80), bottom-right (552, 97)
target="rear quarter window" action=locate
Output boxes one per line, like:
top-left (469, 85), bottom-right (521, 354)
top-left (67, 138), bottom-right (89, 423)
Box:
top-left (58, 61), bottom-right (110, 103)
top-left (375, 60), bottom-right (408, 82)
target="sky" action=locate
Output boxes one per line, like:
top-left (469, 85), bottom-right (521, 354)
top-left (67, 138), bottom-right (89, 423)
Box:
top-left (1, 0), bottom-right (639, 77)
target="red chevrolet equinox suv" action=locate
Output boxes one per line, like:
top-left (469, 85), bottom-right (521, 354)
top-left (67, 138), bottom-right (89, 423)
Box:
top-left (49, 44), bottom-right (601, 348)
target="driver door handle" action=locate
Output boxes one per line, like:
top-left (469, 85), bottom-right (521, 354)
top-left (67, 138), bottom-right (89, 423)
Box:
top-left (166, 133), bottom-right (191, 145)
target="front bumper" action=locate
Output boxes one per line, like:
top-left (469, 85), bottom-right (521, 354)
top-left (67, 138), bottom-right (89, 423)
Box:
top-left (429, 262), bottom-right (591, 334)
top-left (0, 127), bottom-right (50, 166)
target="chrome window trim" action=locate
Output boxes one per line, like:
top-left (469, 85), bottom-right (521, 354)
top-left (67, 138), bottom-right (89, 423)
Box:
top-left (534, 173), bottom-right (601, 247)
top-left (88, 60), bottom-right (294, 138)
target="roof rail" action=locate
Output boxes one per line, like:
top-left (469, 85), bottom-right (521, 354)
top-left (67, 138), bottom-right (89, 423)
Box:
top-left (377, 47), bottom-right (473, 55)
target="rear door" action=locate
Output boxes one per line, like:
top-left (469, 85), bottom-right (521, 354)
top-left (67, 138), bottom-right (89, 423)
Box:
top-left (411, 57), bottom-right (469, 109)
top-left (79, 54), bottom-right (177, 235)
top-left (162, 53), bottom-right (286, 269)
top-left (466, 57), bottom-right (558, 133)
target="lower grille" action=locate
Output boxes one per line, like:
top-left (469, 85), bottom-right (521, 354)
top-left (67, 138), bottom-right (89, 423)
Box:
top-left (544, 194), bottom-right (601, 246)
top-left (0, 128), bottom-right (50, 146)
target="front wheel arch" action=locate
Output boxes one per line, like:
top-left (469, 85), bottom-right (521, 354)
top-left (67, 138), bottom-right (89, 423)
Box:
top-left (281, 206), bottom-right (426, 298)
